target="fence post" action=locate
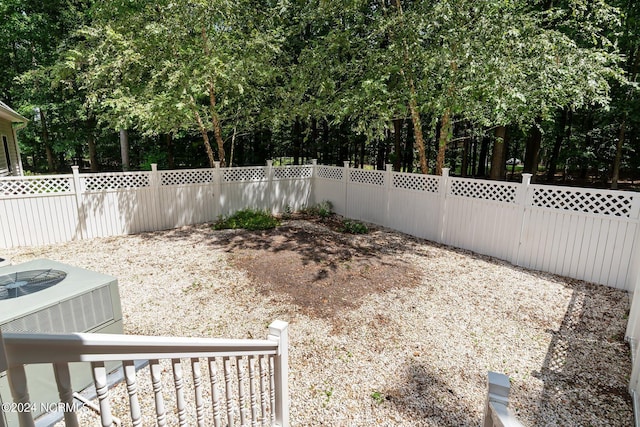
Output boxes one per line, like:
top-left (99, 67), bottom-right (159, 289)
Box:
top-left (310, 159), bottom-right (317, 207)
top-left (384, 164), bottom-right (393, 228)
top-left (268, 320), bottom-right (289, 427)
top-left (483, 372), bottom-right (512, 427)
top-left (438, 168), bottom-right (450, 243)
top-left (71, 166), bottom-right (86, 242)
top-left (512, 173), bottom-right (532, 266)
top-left (343, 161), bottom-right (350, 218)
top-left (213, 161), bottom-right (221, 219)
top-left (266, 160), bottom-right (274, 213)
top-left (150, 164), bottom-right (162, 231)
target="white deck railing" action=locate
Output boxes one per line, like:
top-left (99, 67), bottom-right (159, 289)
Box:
top-left (0, 320), bottom-right (289, 427)
top-left (483, 372), bottom-right (525, 427)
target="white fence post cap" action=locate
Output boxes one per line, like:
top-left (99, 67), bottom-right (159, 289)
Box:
top-left (343, 161), bottom-right (350, 168)
top-left (213, 161), bottom-right (221, 168)
top-left (442, 168), bottom-right (450, 177)
top-left (267, 160), bottom-right (273, 167)
top-left (151, 164), bottom-right (158, 172)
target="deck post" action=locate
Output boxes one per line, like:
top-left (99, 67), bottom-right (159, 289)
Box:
top-left (483, 372), bottom-right (511, 427)
top-left (268, 320), bottom-right (289, 427)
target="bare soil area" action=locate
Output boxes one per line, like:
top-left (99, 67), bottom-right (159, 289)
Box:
top-left (5, 217), bottom-right (633, 426)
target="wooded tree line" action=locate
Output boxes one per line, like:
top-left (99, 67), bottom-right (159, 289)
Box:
top-left (1, 0), bottom-right (638, 188)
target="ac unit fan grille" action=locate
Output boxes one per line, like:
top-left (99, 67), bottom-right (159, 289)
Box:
top-left (0, 269), bottom-right (67, 300)
top-left (0, 285), bottom-right (115, 334)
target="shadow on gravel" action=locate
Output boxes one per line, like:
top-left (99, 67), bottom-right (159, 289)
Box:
top-left (386, 362), bottom-right (479, 426)
top-left (531, 281), bottom-right (632, 426)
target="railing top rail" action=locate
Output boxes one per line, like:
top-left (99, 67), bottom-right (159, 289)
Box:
top-left (2, 332), bottom-right (279, 365)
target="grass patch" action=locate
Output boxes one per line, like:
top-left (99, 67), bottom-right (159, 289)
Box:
top-left (214, 209), bottom-right (280, 231)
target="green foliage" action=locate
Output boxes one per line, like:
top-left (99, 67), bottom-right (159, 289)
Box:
top-left (303, 201), bottom-right (333, 218)
top-left (371, 391), bottom-right (385, 405)
top-left (342, 220), bottom-right (369, 234)
top-left (213, 209), bottom-right (280, 231)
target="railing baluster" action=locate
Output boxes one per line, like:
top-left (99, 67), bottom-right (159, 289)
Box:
top-left (223, 356), bottom-right (235, 427)
top-left (53, 362), bottom-right (79, 427)
top-left (172, 358), bottom-right (187, 426)
top-left (269, 355), bottom-right (276, 425)
top-left (191, 358), bottom-right (206, 427)
top-left (150, 359), bottom-right (167, 426)
top-left (249, 355), bottom-right (259, 427)
top-left (91, 361), bottom-right (114, 427)
top-left (237, 356), bottom-right (248, 426)
top-left (123, 360), bottom-right (142, 426)
top-left (208, 357), bottom-right (223, 427)
top-left (7, 365), bottom-right (35, 427)
top-left (259, 356), bottom-right (268, 427)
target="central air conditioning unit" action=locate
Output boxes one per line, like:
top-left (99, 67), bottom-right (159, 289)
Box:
top-left (0, 259), bottom-right (123, 426)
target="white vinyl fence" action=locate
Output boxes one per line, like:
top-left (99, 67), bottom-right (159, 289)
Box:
top-left (3, 161), bottom-right (640, 396)
top-left (0, 161), bottom-right (312, 247)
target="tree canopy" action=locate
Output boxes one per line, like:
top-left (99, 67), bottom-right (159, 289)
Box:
top-left (3, 0), bottom-right (638, 189)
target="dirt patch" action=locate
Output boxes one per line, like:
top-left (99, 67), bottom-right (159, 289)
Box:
top-left (217, 218), bottom-right (422, 324)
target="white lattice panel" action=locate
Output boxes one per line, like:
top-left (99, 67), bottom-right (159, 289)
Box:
top-left (82, 173), bottom-right (150, 191)
top-left (449, 179), bottom-right (517, 203)
top-left (161, 169), bottom-right (214, 186)
top-left (0, 177), bottom-right (72, 195)
top-left (349, 169), bottom-right (385, 186)
top-left (222, 167), bottom-right (266, 182)
top-left (393, 173), bottom-right (439, 193)
top-left (530, 187), bottom-right (634, 217)
top-left (273, 166), bottom-right (312, 180)
top-left (316, 166), bottom-right (343, 181)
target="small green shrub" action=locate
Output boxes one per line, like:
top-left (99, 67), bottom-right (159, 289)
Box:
top-left (303, 200), bottom-right (333, 218)
top-left (371, 391), bottom-right (385, 404)
top-left (214, 209), bottom-right (280, 230)
top-left (342, 220), bottom-right (368, 234)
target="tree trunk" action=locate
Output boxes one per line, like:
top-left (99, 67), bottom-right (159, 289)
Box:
top-left (436, 109), bottom-right (451, 175)
top-left (119, 129), bottom-right (130, 171)
top-left (611, 118), bottom-right (626, 190)
top-left (409, 99), bottom-right (428, 174)
top-left (546, 109), bottom-right (568, 182)
top-left (477, 134), bottom-right (490, 177)
top-left (405, 119), bottom-right (414, 172)
top-left (189, 97), bottom-right (216, 168)
top-left (292, 118), bottom-right (302, 165)
top-left (164, 133), bottom-right (175, 169)
top-left (87, 116), bottom-right (99, 172)
top-left (490, 126), bottom-right (507, 180)
top-left (523, 119), bottom-right (542, 182)
top-left (461, 137), bottom-right (469, 177)
top-left (393, 118), bottom-right (403, 171)
top-left (201, 27), bottom-right (226, 167)
top-left (39, 109), bottom-right (55, 173)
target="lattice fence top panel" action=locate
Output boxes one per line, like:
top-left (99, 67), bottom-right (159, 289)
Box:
top-left (349, 169), bottom-right (385, 186)
top-left (0, 176), bottom-right (73, 196)
top-left (393, 173), bottom-right (439, 193)
top-left (316, 166), bottom-right (343, 181)
top-left (223, 167), bottom-right (267, 182)
top-left (161, 169), bottom-right (214, 186)
top-left (530, 186), bottom-right (634, 217)
top-left (449, 179), bottom-right (518, 203)
top-left (273, 166), bottom-right (312, 180)
top-left (82, 173), bottom-right (150, 191)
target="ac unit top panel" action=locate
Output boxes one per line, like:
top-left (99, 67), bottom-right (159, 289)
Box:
top-left (0, 259), bottom-right (119, 324)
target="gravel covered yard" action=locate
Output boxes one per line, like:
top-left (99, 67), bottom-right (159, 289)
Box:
top-left (6, 218), bottom-right (633, 426)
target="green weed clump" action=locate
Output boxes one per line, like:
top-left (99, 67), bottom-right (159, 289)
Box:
top-left (342, 219), bottom-right (368, 234)
top-left (213, 209), bottom-right (280, 231)
top-left (303, 200), bottom-right (333, 218)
